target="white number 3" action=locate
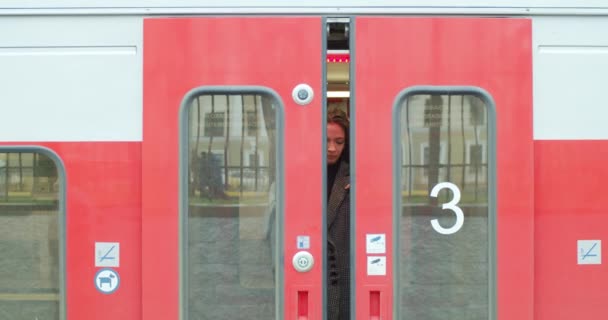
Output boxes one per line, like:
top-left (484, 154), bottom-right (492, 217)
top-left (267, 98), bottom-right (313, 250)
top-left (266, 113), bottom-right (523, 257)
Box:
top-left (430, 182), bottom-right (464, 235)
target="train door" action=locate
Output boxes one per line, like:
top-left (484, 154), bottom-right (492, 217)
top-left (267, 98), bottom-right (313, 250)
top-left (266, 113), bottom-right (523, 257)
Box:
top-left (143, 16), bottom-right (533, 320)
top-left (143, 17), bottom-right (325, 320)
top-left (352, 17), bottom-right (533, 319)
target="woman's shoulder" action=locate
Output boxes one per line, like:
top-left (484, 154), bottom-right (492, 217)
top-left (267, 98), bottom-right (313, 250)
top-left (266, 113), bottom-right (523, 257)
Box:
top-left (339, 160), bottom-right (350, 177)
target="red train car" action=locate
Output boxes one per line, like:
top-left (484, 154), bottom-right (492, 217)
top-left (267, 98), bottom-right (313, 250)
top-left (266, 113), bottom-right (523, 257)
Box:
top-left (1, 2), bottom-right (607, 319)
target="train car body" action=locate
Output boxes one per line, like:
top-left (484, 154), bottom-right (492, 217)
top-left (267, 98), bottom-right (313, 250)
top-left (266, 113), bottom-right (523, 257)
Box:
top-left (1, 1), bottom-right (607, 319)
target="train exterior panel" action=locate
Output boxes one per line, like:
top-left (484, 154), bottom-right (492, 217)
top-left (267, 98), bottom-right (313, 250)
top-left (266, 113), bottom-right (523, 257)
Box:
top-left (1, 2), bottom-right (607, 319)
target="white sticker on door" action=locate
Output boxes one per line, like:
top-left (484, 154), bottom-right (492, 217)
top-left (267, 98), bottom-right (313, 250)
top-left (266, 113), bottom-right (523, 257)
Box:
top-left (367, 256), bottom-right (386, 276)
top-left (95, 242), bottom-right (120, 267)
top-left (297, 236), bottom-right (310, 249)
top-left (578, 240), bottom-right (601, 265)
top-left (366, 234), bottom-right (386, 254)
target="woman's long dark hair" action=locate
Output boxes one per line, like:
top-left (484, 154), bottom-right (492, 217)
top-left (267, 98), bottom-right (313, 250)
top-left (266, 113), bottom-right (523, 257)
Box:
top-left (327, 108), bottom-right (350, 163)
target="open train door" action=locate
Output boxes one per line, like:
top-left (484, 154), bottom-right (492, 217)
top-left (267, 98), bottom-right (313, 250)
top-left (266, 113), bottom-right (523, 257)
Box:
top-left (352, 18), bottom-right (533, 319)
top-left (143, 18), bottom-right (324, 320)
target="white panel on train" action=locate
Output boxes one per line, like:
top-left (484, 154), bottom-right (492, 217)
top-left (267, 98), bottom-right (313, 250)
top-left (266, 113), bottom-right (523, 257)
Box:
top-left (0, 17), bottom-right (142, 142)
top-left (533, 17), bottom-right (608, 140)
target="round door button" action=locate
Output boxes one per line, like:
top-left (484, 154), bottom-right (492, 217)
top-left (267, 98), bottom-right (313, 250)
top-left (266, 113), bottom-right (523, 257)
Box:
top-left (292, 84), bottom-right (314, 105)
top-left (292, 251), bottom-right (314, 272)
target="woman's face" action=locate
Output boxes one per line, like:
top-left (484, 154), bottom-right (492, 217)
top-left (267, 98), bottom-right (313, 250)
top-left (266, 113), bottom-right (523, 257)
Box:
top-left (327, 122), bottom-right (346, 165)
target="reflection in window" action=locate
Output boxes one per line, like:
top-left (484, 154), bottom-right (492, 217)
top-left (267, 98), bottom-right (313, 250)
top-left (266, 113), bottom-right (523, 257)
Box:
top-left (421, 143), bottom-right (446, 178)
top-left (187, 92), bottom-right (278, 319)
top-left (0, 152), bottom-right (60, 319)
top-left (469, 96), bottom-right (486, 126)
top-left (246, 111), bottom-right (258, 137)
top-left (398, 93), bottom-right (490, 319)
top-left (423, 95), bottom-right (444, 128)
top-left (204, 111), bottom-right (226, 137)
top-left (469, 144), bottom-right (483, 173)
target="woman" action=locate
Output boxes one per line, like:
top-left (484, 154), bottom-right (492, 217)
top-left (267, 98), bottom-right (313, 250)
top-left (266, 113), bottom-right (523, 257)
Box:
top-left (326, 108), bottom-right (350, 320)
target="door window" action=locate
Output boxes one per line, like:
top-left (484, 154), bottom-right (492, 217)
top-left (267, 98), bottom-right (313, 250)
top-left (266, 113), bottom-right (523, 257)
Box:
top-left (396, 89), bottom-right (495, 319)
top-left (0, 150), bottom-right (63, 319)
top-left (183, 90), bottom-right (280, 319)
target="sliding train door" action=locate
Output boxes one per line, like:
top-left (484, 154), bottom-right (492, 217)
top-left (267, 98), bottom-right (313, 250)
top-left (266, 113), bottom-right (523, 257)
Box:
top-left (143, 17), bottom-right (324, 320)
top-left (143, 16), bottom-right (533, 320)
top-left (352, 17), bottom-right (533, 319)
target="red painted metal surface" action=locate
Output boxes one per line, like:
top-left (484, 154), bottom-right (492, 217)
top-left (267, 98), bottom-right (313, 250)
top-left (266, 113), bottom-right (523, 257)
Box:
top-left (354, 17), bottom-right (533, 319)
top-left (1, 141), bottom-right (142, 320)
top-left (143, 17), bottom-right (322, 320)
top-left (61, 142), bottom-right (142, 320)
top-left (534, 141), bottom-right (608, 320)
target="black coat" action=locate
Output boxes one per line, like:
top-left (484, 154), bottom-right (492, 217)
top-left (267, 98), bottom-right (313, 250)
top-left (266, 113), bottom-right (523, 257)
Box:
top-left (327, 160), bottom-right (350, 320)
